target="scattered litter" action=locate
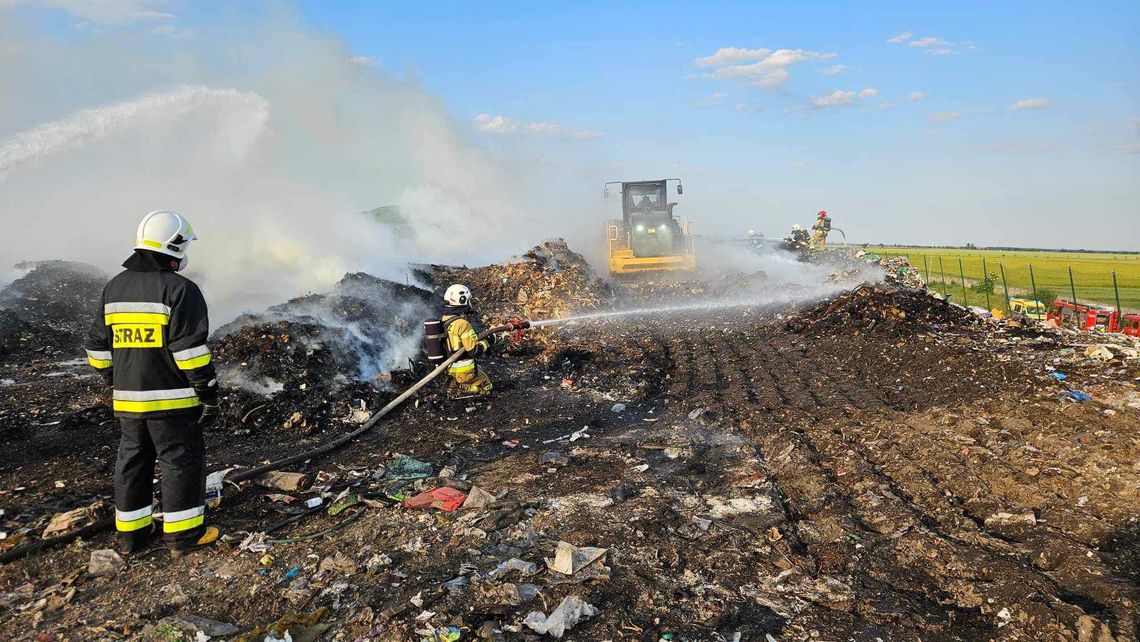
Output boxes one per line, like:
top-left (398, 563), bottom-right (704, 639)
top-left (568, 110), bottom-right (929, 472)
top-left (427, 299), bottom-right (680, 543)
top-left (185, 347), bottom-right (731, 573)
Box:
top-left (255, 471), bottom-right (312, 492)
top-left (540, 451), bottom-right (570, 467)
top-left (1062, 391), bottom-right (1092, 402)
top-left (1050, 371), bottom-right (1067, 381)
top-left (611, 403), bottom-right (627, 413)
top-left (43, 502), bottom-right (103, 538)
top-left (153, 615), bottom-right (240, 639)
top-left (461, 485), bottom-right (496, 509)
top-left (487, 558), bottom-right (538, 579)
top-left (87, 549), bottom-right (125, 577)
top-left (523, 595), bottom-right (600, 638)
top-left (545, 541), bottom-right (608, 576)
top-left (985, 511), bottom-right (1037, 528)
top-left (403, 487), bottom-right (468, 512)
top-left (1084, 345), bottom-right (1114, 361)
top-left (384, 455), bottom-right (434, 480)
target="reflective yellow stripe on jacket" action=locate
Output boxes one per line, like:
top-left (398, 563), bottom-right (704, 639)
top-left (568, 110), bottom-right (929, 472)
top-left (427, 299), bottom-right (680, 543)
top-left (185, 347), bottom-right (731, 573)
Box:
top-left (85, 349), bottom-right (113, 369)
top-left (171, 345), bottom-right (212, 370)
top-left (104, 301), bottom-right (171, 326)
top-left (112, 388), bottom-right (200, 413)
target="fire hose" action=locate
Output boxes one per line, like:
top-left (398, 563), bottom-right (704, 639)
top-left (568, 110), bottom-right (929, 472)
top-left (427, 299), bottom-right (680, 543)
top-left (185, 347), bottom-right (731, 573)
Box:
top-left (0, 320), bottom-right (532, 564)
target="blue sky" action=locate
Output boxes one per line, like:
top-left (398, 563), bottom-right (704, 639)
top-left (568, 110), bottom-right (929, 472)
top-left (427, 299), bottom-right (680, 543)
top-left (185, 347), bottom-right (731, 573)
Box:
top-left (294, 0), bottom-right (1140, 249)
top-left (3, 0), bottom-right (1139, 250)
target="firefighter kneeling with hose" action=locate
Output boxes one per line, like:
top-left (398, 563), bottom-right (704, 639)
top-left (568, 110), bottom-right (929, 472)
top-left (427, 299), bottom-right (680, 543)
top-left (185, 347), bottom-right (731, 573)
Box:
top-left (425, 284), bottom-right (502, 397)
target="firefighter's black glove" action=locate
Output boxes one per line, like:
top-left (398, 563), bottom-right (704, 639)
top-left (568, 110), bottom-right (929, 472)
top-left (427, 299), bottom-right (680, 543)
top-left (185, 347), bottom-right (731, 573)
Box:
top-left (198, 403), bottom-right (219, 428)
top-left (194, 379), bottom-right (220, 427)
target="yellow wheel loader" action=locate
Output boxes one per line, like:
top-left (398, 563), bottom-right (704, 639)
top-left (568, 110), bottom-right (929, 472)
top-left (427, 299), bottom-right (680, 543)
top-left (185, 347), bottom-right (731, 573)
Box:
top-left (604, 179), bottom-right (696, 275)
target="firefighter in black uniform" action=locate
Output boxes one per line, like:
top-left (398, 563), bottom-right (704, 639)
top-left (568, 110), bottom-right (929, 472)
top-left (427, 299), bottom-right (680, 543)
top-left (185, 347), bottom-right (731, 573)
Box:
top-left (85, 210), bottom-right (220, 556)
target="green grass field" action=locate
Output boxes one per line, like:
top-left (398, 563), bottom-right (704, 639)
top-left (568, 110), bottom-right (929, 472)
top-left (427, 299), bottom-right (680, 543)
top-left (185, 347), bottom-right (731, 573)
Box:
top-left (865, 246), bottom-right (1140, 313)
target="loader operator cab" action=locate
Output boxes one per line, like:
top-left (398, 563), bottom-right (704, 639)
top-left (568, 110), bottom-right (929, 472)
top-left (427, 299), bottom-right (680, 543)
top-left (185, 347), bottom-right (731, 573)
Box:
top-left (618, 180), bottom-right (683, 256)
top-left (604, 178), bottom-right (695, 275)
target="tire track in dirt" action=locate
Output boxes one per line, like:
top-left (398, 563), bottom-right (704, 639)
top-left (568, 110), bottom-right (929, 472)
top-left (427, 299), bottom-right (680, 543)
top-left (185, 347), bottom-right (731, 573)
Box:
top-left (645, 313), bottom-right (1135, 641)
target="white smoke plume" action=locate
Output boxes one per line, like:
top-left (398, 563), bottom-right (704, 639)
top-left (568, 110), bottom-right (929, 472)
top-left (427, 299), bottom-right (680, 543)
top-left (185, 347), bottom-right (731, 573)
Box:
top-left (0, 6), bottom-right (561, 321)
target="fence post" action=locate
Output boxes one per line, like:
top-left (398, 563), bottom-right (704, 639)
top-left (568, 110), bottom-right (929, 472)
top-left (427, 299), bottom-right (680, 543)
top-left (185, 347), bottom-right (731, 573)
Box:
top-left (1112, 271), bottom-right (1122, 322)
top-left (1068, 266), bottom-right (1079, 329)
top-left (939, 257), bottom-right (948, 299)
top-left (959, 258), bottom-right (968, 307)
top-left (1029, 263), bottom-right (1039, 307)
top-left (923, 255), bottom-right (930, 284)
top-left (982, 257), bottom-right (992, 312)
top-left (999, 263), bottom-right (1011, 314)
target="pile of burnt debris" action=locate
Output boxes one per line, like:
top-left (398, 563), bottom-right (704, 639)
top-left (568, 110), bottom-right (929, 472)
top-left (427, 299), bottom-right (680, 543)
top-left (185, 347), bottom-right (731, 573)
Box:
top-left (786, 283), bottom-right (979, 335)
top-left (211, 273), bottom-right (436, 435)
top-left (0, 261), bottom-right (107, 361)
top-left (423, 239), bottom-right (612, 325)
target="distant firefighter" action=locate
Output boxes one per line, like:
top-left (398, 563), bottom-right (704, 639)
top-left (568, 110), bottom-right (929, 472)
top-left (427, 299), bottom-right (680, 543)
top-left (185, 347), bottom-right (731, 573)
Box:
top-left (809, 210), bottom-right (832, 250)
top-left (788, 224), bottom-right (810, 249)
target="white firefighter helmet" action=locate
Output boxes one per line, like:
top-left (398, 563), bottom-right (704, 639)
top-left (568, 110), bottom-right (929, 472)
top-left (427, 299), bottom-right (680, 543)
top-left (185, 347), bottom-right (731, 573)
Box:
top-left (135, 210), bottom-right (197, 259)
top-left (444, 284), bottom-right (473, 308)
top-left (792, 224), bottom-right (802, 231)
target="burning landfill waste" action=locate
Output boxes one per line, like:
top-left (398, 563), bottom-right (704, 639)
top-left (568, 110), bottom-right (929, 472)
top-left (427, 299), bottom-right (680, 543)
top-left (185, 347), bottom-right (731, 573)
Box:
top-left (1, 225), bottom-right (1138, 642)
top-left (0, 7), bottom-right (1136, 641)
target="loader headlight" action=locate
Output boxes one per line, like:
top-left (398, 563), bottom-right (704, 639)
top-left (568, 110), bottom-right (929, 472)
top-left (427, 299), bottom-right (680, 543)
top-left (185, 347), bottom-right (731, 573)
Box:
top-left (635, 224), bottom-right (645, 232)
top-left (658, 224), bottom-right (667, 231)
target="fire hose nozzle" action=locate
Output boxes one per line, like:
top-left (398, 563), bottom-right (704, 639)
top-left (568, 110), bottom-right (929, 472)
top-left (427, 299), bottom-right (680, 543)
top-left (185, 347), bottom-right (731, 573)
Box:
top-left (504, 318), bottom-right (531, 342)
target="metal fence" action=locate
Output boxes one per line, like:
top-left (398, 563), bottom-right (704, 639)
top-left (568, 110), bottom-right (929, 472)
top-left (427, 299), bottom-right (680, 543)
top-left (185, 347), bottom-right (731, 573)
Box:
top-left (872, 250), bottom-right (1135, 319)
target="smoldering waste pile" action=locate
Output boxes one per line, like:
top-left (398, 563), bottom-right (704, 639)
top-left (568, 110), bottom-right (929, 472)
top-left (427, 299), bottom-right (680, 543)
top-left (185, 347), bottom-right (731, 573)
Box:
top-left (786, 283), bottom-right (979, 335)
top-left (211, 274), bottom-right (435, 434)
top-left (425, 239), bottom-right (612, 324)
top-left (0, 261), bottom-right (107, 360)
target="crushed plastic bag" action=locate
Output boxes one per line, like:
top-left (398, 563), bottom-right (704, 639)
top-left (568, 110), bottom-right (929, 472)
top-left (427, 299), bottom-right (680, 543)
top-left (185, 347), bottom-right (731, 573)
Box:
top-left (523, 595), bottom-right (600, 638)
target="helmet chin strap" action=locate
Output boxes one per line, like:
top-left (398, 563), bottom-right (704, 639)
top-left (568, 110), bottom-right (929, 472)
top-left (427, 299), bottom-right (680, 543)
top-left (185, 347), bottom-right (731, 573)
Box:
top-left (175, 254), bottom-right (189, 272)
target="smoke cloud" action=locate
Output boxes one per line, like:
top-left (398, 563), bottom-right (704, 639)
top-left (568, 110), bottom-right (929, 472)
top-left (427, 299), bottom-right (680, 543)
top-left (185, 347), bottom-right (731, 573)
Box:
top-left (0, 6), bottom-right (555, 321)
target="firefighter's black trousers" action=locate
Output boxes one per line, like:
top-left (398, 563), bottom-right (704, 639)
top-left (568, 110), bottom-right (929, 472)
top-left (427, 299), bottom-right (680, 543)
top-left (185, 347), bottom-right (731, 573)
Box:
top-left (115, 413), bottom-right (206, 548)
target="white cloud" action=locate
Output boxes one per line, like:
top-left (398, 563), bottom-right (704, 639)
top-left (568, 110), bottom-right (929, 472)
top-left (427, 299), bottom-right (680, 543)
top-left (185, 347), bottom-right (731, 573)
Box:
top-left (890, 33), bottom-right (970, 56)
top-left (474, 114), bottom-right (600, 139)
top-left (348, 56), bottom-right (379, 67)
top-left (694, 47), bottom-right (771, 67)
top-left (790, 160), bottom-right (805, 168)
top-left (735, 103), bottom-right (764, 114)
top-left (909, 36), bottom-right (949, 48)
top-left (820, 64), bottom-right (847, 76)
top-left (812, 90), bottom-right (856, 108)
top-left (1009, 97), bottom-right (1052, 111)
top-left (0, 0), bottom-right (177, 24)
top-left (878, 102), bottom-right (895, 110)
top-left (698, 48), bottom-right (837, 84)
top-left (929, 110), bottom-right (964, 123)
top-left (804, 87), bottom-right (880, 111)
top-left (1120, 144), bottom-right (1140, 153)
top-left (711, 92), bottom-right (729, 102)
top-left (907, 91), bottom-right (927, 101)
top-left (750, 69), bottom-right (789, 89)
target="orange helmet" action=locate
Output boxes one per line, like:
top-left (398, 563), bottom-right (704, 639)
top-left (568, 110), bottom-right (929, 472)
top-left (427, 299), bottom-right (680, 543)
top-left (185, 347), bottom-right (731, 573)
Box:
top-left (817, 210), bottom-right (827, 218)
